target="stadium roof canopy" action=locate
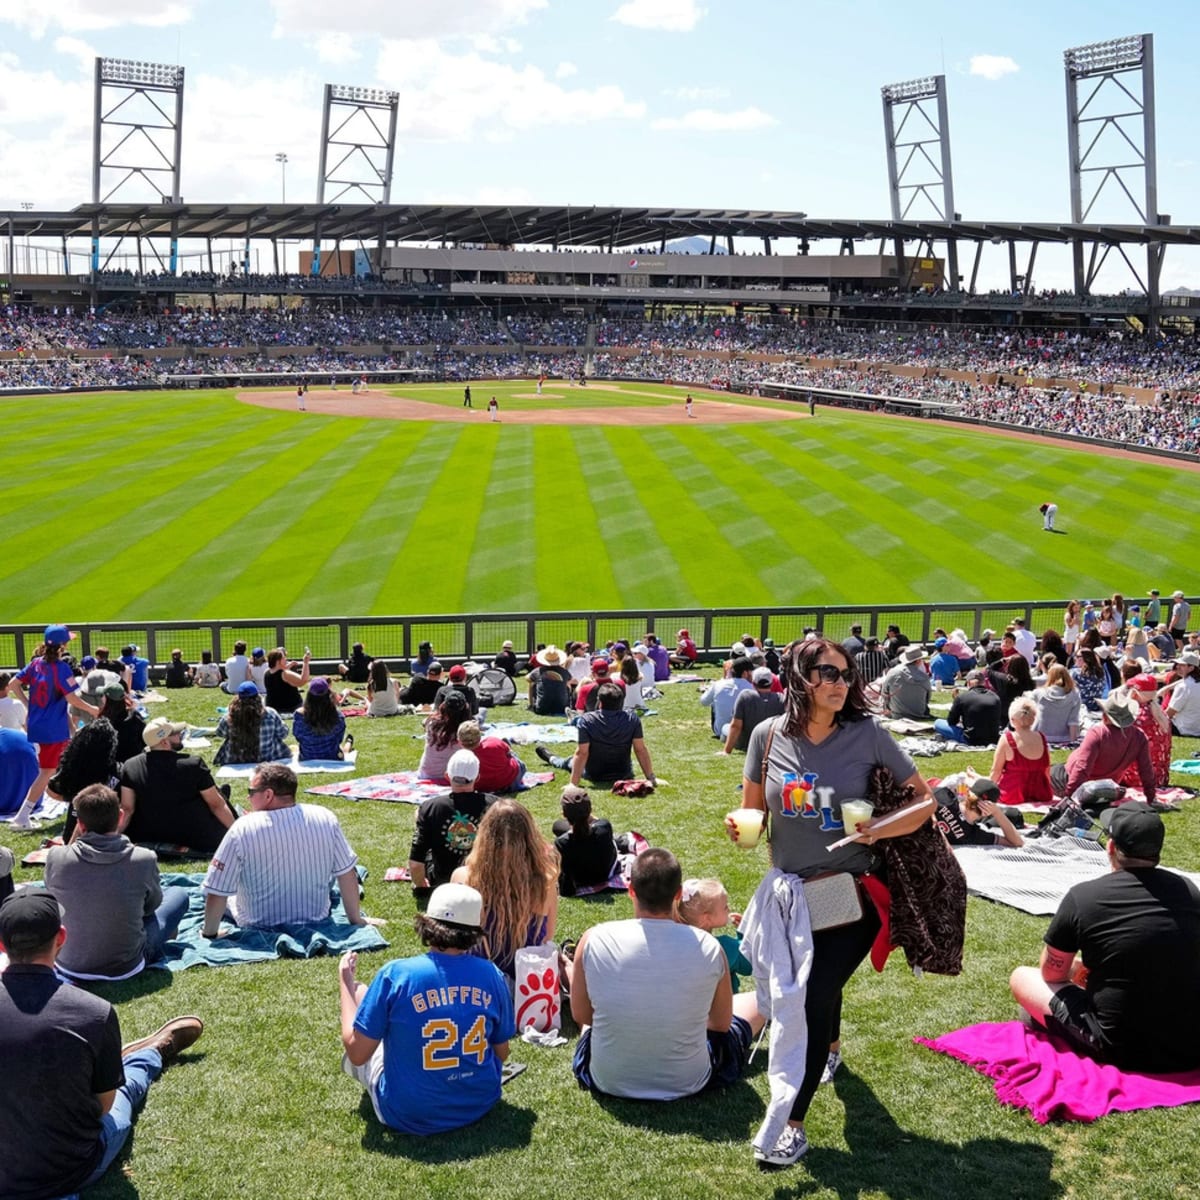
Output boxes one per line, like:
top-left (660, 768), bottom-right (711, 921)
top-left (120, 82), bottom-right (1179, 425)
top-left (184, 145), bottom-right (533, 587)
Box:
top-left (3, 203), bottom-right (1200, 248)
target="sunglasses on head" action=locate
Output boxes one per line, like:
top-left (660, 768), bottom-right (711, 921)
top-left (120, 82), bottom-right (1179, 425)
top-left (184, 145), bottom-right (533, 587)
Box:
top-left (811, 664), bottom-right (855, 685)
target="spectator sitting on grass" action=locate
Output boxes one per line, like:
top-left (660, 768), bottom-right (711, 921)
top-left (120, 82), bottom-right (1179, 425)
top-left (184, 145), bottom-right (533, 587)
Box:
top-left (700, 656), bottom-right (754, 740)
top-left (434, 664), bottom-right (479, 716)
top-left (339, 643), bottom-right (371, 684)
top-left (214, 683), bottom-right (289, 766)
top-left (493, 639), bottom-right (518, 677)
top-left (201, 763), bottom-right (365, 936)
top-left (880, 646), bottom-right (932, 719)
top-left (933, 670), bottom-right (1002, 746)
top-left (527, 646), bottom-right (572, 716)
top-left (416, 691), bottom-right (473, 783)
top-left (410, 641), bottom-right (436, 678)
top-left (576, 657), bottom-right (625, 713)
top-left (195, 650), bottom-right (221, 688)
top-left (291, 679), bottom-right (349, 761)
top-left (675, 878), bottom-right (754, 994)
top-left (456, 720), bottom-right (526, 793)
top-left (337, 883), bottom-right (513, 1136)
top-left (553, 785), bottom-right (618, 897)
top-left (399, 660), bottom-right (444, 707)
top-left (408, 750), bottom-right (496, 889)
top-left (722, 667), bottom-right (785, 754)
top-left (538, 683), bottom-right (657, 788)
top-left (854, 636), bottom-right (890, 684)
top-left (120, 717), bottom-right (236, 853)
top-left (164, 650), bottom-right (194, 689)
top-left (928, 638), bottom-right (960, 687)
top-left (366, 660), bottom-right (400, 717)
top-left (1032, 665), bottom-right (1083, 745)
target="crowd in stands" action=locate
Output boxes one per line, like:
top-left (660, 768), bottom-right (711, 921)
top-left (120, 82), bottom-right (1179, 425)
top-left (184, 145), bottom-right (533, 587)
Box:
top-left (94, 269), bottom-right (429, 294)
top-left (6, 307), bottom-right (1200, 451)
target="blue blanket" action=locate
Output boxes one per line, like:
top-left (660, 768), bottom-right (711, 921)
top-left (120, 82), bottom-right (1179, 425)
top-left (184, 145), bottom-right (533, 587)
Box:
top-left (151, 872), bottom-right (387, 972)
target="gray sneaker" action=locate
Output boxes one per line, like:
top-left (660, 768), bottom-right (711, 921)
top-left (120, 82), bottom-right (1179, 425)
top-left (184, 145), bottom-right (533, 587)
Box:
top-left (755, 1124), bottom-right (808, 1168)
top-left (820, 1049), bottom-right (842, 1084)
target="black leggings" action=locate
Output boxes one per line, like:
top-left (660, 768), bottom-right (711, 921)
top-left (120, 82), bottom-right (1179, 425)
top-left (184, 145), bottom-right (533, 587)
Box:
top-left (790, 905), bottom-right (881, 1122)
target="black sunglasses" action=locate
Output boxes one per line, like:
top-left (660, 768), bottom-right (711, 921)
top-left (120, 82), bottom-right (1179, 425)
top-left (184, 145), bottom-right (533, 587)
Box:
top-left (246, 784), bottom-right (270, 796)
top-left (811, 664), bottom-right (855, 685)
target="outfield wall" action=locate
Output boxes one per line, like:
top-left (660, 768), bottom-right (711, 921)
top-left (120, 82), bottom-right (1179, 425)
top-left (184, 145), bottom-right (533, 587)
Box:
top-left (0, 600), bottom-right (1172, 673)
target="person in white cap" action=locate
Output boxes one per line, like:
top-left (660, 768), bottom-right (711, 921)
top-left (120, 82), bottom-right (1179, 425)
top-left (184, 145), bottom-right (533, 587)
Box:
top-left (1164, 651), bottom-right (1200, 738)
top-left (408, 750), bottom-right (497, 889)
top-left (338, 882), bottom-right (514, 1135)
top-left (119, 717), bottom-right (237, 853)
top-left (879, 645), bottom-right (932, 719)
top-left (493, 640), bottom-right (518, 677)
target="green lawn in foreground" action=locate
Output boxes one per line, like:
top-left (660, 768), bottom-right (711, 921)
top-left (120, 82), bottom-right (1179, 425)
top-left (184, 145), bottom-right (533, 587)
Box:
top-left (11, 673), bottom-right (1196, 1200)
top-left (0, 380), bottom-right (1195, 623)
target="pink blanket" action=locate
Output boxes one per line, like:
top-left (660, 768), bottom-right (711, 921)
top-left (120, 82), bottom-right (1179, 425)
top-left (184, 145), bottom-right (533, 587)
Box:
top-left (915, 1021), bottom-right (1200, 1123)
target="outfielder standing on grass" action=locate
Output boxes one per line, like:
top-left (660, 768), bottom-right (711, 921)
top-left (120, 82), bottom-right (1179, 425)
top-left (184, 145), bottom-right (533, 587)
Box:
top-left (1039, 501), bottom-right (1058, 531)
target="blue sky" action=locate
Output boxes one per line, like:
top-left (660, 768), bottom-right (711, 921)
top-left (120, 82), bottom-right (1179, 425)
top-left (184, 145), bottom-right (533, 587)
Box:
top-left (3, 0), bottom-right (1199, 288)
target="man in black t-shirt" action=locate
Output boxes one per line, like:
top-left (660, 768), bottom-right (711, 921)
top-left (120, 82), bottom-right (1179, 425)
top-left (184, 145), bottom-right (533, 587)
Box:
top-left (0, 890), bottom-right (203, 1199)
top-left (408, 750), bottom-right (496, 887)
top-left (119, 719), bottom-right (237, 852)
top-left (1010, 803), bottom-right (1200, 1072)
top-left (722, 667), bottom-right (785, 754)
top-left (537, 684), bottom-right (656, 786)
top-left (934, 670), bottom-right (1003, 746)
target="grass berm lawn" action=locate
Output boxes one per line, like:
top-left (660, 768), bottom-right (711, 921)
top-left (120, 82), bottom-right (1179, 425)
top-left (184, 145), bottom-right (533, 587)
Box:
top-left (11, 672), bottom-right (1200, 1200)
top-left (1, 380), bottom-right (1195, 622)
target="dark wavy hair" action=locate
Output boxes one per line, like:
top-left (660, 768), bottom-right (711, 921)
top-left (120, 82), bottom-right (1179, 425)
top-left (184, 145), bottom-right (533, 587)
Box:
top-left (225, 693), bottom-right (264, 764)
top-left (1002, 654), bottom-right (1035, 693)
top-left (299, 687), bottom-right (340, 735)
top-left (426, 690), bottom-right (471, 750)
top-left (52, 718), bottom-right (118, 801)
top-left (781, 637), bottom-right (872, 736)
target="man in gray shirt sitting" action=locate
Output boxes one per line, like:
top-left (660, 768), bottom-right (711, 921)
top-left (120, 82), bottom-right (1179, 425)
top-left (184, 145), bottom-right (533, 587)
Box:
top-left (880, 646), bottom-right (933, 719)
top-left (43, 784), bottom-right (190, 980)
top-left (566, 848), bottom-right (764, 1100)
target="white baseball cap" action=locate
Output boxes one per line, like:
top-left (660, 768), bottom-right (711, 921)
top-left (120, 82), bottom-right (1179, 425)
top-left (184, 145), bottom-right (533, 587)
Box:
top-left (426, 883), bottom-right (483, 929)
top-left (446, 749), bottom-right (481, 784)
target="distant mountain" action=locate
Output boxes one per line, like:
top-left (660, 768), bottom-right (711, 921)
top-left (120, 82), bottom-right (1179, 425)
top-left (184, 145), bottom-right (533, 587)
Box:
top-left (665, 236), bottom-right (727, 255)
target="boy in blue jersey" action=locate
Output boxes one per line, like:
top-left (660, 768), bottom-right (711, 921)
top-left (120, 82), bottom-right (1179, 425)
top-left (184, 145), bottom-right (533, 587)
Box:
top-left (338, 883), bottom-right (515, 1135)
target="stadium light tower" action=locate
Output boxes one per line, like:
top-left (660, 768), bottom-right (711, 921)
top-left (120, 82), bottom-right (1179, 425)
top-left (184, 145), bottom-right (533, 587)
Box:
top-left (316, 83), bottom-right (399, 204)
top-left (880, 74), bottom-right (958, 289)
top-left (1064, 33), bottom-right (1162, 318)
top-left (275, 151), bottom-right (289, 203)
top-left (91, 57), bottom-right (185, 203)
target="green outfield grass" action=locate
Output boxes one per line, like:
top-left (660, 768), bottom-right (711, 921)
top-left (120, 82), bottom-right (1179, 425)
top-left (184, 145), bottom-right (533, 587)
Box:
top-left (0, 379), bottom-right (1194, 624)
top-left (10, 673), bottom-right (1198, 1200)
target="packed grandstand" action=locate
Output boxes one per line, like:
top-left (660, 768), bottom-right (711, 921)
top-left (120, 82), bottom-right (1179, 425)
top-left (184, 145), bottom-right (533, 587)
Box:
top-left (3, 307), bottom-right (1200, 452)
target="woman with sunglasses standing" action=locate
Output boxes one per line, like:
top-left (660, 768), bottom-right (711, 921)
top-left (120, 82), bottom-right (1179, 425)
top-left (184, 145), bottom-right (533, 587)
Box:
top-left (728, 637), bottom-right (934, 1169)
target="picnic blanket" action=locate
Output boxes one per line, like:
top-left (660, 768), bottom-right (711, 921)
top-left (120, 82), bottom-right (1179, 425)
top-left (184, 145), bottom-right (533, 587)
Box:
top-left (485, 722), bottom-right (578, 746)
top-left (306, 769), bottom-right (555, 803)
top-left (955, 837), bottom-right (1200, 916)
top-left (658, 673), bottom-right (704, 684)
top-left (1170, 760), bottom-right (1200, 776)
top-left (139, 691), bottom-right (170, 704)
top-left (883, 718), bottom-right (937, 734)
top-left (915, 1021), bottom-right (1200, 1123)
top-left (214, 750), bottom-right (358, 779)
top-left (151, 872), bottom-right (387, 972)
top-left (897, 736), bottom-right (998, 757)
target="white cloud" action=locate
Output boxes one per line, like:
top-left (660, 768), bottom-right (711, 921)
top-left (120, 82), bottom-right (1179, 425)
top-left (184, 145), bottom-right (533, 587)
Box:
top-left (555, 61), bottom-right (578, 79)
top-left (310, 32), bottom-right (359, 65)
top-left (611, 0), bottom-right (704, 31)
top-left (269, 0), bottom-right (546, 39)
top-left (969, 54), bottom-right (1019, 81)
top-left (1, 0), bottom-right (191, 37)
top-left (651, 106), bottom-right (776, 132)
top-left (375, 39), bottom-right (644, 140)
top-left (53, 35), bottom-right (100, 69)
top-left (661, 85), bottom-right (727, 101)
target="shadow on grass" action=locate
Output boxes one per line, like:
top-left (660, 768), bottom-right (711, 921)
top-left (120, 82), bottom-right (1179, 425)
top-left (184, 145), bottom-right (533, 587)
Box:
top-left (358, 1094), bottom-right (536, 1161)
top-left (767, 1068), bottom-right (1060, 1199)
top-left (590, 1078), bottom-right (768, 1142)
top-left (84, 969), bottom-right (176, 1003)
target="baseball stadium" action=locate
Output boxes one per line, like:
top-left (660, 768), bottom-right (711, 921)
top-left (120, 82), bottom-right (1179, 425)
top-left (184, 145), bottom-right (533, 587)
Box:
top-left (2, 12), bottom-right (1200, 1200)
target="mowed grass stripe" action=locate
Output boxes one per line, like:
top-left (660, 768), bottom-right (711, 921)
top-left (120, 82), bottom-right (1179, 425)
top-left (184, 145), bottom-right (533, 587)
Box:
top-left (288, 424), bottom-right (438, 616)
top-left (110, 416), bottom-right (377, 620)
top-left (570, 426), bottom-right (704, 610)
top-left (4, 408), bottom-right (336, 620)
top-left (530, 427), bottom-right (619, 611)
top-left (366, 427), bottom-right (487, 614)
top-left (462, 427), bottom-right (537, 612)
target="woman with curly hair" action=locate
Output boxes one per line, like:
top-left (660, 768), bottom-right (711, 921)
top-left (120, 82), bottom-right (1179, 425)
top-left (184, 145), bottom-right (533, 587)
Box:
top-left (452, 798), bottom-right (558, 977)
top-left (51, 718), bottom-right (119, 842)
top-left (214, 681), bottom-right (289, 766)
top-left (97, 682), bottom-right (146, 766)
top-left (291, 678), bottom-right (348, 760)
top-left (416, 690), bottom-right (472, 782)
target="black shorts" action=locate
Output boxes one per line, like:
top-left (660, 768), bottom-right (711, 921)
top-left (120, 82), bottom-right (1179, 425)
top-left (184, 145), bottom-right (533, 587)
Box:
top-left (1046, 984), bottom-right (1110, 1061)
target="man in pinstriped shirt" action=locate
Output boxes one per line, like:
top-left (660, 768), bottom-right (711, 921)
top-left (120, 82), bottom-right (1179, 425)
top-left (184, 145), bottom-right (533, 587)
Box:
top-left (200, 764), bottom-right (365, 937)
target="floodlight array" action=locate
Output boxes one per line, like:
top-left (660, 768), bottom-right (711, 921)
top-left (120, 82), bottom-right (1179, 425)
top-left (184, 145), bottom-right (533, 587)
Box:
top-left (881, 77), bottom-right (939, 104)
top-left (329, 84), bottom-right (399, 105)
top-left (98, 57), bottom-right (184, 87)
top-left (1063, 35), bottom-right (1146, 77)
